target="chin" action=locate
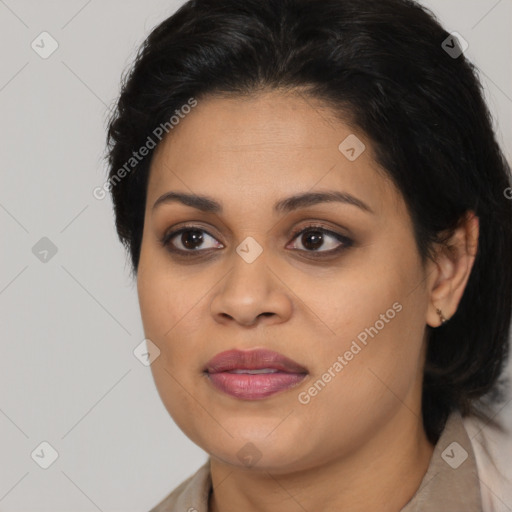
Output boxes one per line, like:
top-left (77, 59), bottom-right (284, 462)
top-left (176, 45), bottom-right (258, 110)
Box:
top-left (202, 428), bottom-right (313, 472)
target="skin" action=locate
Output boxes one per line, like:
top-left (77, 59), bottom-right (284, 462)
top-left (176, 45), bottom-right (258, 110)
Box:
top-left (136, 89), bottom-right (479, 512)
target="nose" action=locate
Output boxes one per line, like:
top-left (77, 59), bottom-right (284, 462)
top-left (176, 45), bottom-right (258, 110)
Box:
top-left (210, 251), bottom-right (293, 327)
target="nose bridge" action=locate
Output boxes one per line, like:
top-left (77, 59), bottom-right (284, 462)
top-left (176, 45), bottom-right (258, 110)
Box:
top-left (210, 237), bottom-right (291, 325)
top-left (225, 238), bottom-right (271, 305)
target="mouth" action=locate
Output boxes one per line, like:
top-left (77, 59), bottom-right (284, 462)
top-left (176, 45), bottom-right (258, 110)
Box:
top-left (204, 349), bottom-right (308, 400)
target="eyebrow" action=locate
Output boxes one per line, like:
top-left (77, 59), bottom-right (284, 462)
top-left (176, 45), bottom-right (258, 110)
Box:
top-left (152, 190), bottom-right (374, 215)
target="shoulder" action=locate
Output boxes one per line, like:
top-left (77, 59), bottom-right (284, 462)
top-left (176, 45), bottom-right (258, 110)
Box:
top-left (148, 460), bottom-right (212, 512)
top-left (462, 413), bottom-right (512, 512)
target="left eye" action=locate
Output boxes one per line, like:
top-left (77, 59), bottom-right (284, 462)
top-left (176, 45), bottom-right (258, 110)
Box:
top-left (287, 227), bottom-right (350, 252)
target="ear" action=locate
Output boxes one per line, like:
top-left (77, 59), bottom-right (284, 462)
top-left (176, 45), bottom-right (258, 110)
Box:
top-left (426, 211), bottom-right (479, 327)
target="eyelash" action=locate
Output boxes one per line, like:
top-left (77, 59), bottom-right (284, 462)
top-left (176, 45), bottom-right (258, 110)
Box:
top-left (159, 223), bottom-right (353, 259)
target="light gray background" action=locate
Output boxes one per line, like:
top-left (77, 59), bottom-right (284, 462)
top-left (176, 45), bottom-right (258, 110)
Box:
top-left (0, 1), bottom-right (511, 511)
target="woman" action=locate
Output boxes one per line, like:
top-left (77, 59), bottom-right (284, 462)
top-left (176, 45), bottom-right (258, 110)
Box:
top-left (105, 0), bottom-right (512, 510)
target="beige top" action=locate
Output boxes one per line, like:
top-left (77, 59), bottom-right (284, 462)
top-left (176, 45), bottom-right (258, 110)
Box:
top-left (149, 411), bottom-right (482, 512)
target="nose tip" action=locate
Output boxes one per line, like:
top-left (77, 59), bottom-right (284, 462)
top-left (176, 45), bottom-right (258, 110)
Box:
top-left (209, 257), bottom-right (293, 327)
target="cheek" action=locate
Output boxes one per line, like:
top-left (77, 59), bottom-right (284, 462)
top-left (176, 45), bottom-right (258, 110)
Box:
top-left (296, 304), bottom-right (425, 455)
top-left (137, 250), bottom-right (200, 337)
top-left (296, 246), bottom-right (426, 401)
top-left (281, 255), bottom-right (410, 342)
top-left (136, 269), bottom-right (169, 341)
top-left (149, 357), bottom-right (208, 447)
top-left (136, 259), bottom-right (214, 381)
top-left (137, 264), bottom-right (210, 439)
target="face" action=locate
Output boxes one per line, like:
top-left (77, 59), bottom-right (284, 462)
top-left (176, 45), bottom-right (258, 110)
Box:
top-left (137, 90), bottom-right (433, 473)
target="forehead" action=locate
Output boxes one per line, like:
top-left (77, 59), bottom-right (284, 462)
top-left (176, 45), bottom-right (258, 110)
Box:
top-left (147, 90), bottom-right (401, 217)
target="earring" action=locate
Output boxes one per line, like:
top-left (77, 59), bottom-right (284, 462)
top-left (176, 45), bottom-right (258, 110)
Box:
top-left (435, 307), bottom-right (448, 325)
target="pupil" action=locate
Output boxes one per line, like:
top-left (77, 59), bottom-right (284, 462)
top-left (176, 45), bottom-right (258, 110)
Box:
top-left (182, 230), bottom-right (203, 249)
top-left (303, 230), bottom-right (323, 250)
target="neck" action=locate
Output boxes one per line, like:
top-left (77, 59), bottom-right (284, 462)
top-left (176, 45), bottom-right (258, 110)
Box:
top-left (208, 411), bottom-right (435, 512)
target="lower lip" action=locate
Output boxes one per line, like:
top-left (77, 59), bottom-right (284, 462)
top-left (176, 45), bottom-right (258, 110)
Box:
top-left (206, 371), bottom-right (307, 400)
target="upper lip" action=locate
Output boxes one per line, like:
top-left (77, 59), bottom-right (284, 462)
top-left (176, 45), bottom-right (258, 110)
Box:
top-left (204, 349), bottom-right (308, 374)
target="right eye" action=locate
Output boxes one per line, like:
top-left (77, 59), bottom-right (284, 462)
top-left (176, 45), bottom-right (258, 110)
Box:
top-left (160, 226), bottom-right (224, 255)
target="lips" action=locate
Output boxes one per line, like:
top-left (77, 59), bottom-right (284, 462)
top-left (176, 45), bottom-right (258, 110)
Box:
top-left (204, 349), bottom-right (308, 400)
top-left (205, 348), bottom-right (308, 374)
